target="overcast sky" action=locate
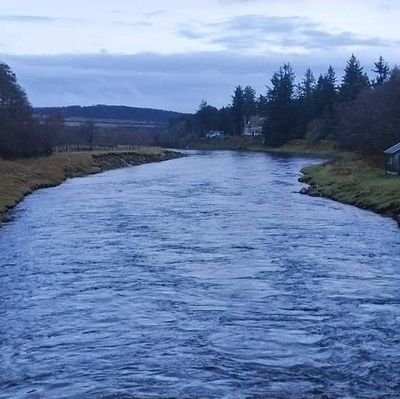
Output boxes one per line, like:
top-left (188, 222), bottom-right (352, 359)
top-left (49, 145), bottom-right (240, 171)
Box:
top-left (1, 0), bottom-right (399, 112)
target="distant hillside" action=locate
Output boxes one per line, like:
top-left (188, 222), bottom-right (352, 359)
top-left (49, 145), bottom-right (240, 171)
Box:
top-left (34, 105), bottom-right (187, 125)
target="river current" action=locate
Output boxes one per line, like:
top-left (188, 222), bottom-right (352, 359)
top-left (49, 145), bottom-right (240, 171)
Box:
top-left (1, 150), bottom-right (400, 398)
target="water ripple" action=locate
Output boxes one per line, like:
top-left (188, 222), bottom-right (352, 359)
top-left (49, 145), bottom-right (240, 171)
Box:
top-left (1, 151), bottom-right (400, 398)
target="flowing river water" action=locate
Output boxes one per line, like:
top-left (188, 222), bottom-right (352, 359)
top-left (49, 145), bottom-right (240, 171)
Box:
top-left (1, 150), bottom-right (400, 398)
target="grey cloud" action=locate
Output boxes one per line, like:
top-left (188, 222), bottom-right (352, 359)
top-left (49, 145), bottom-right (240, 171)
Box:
top-left (209, 15), bottom-right (315, 33)
top-left (179, 14), bottom-right (398, 51)
top-left (0, 14), bottom-right (84, 24)
top-left (178, 29), bottom-right (204, 40)
top-left (144, 10), bottom-right (166, 17)
top-left (292, 29), bottom-right (392, 49)
top-left (0, 15), bottom-right (55, 23)
top-left (0, 51), bottom-right (390, 112)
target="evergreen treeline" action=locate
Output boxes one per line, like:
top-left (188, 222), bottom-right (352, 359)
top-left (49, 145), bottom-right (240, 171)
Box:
top-left (0, 63), bottom-right (53, 158)
top-left (169, 55), bottom-right (400, 152)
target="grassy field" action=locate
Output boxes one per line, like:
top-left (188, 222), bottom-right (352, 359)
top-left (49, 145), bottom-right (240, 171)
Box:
top-left (300, 152), bottom-right (400, 223)
top-left (0, 147), bottom-right (178, 224)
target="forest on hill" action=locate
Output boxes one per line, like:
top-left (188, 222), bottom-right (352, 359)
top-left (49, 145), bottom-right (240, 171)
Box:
top-left (0, 62), bottom-right (185, 158)
top-left (168, 55), bottom-right (400, 153)
top-left (35, 105), bottom-right (185, 125)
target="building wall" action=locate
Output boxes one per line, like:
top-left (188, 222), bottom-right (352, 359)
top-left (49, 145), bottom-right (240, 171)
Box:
top-left (386, 153), bottom-right (400, 174)
top-left (394, 153), bottom-right (400, 173)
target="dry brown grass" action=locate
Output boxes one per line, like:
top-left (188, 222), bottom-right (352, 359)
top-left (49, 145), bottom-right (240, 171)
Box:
top-left (0, 147), bottom-right (171, 222)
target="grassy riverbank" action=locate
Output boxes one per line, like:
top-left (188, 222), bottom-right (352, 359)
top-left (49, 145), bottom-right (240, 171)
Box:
top-left (251, 139), bottom-right (339, 156)
top-left (192, 137), bottom-right (339, 156)
top-left (300, 152), bottom-right (400, 224)
top-left (0, 147), bottom-right (180, 224)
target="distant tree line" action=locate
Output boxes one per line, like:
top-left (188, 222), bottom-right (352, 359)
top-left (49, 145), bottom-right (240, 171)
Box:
top-left (0, 63), bottom-right (173, 158)
top-left (168, 55), bottom-right (400, 152)
top-left (35, 105), bottom-right (185, 124)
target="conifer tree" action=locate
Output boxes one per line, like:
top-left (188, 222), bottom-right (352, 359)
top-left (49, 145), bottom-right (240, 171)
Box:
top-left (372, 56), bottom-right (390, 86)
top-left (264, 63), bottom-right (297, 146)
top-left (340, 54), bottom-right (370, 101)
top-left (243, 85), bottom-right (257, 121)
top-left (231, 86), bottom-right (245, 135)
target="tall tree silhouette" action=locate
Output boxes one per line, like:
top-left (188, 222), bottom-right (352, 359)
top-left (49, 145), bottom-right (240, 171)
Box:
top-left (231, 86), bottom-right (245, 135)
top-left (372, 56), bottom-right (390, 87)
top-left (264, 63), bottom-right (297, 146)
top-left (340, 54), bottom-right (370, 101)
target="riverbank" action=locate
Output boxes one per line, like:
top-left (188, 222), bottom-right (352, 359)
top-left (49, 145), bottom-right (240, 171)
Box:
top-left (300, 152), bottom-right (400, 224)
top-left (191, 137), bottom-right (338, 156)
top-left (0, 148), bottom-right (181, 224)
top-left (194, 137), bottom-right (400, 224)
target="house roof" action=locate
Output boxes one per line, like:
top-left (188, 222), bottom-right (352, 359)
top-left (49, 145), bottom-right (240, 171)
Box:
top-left (384, 143), bottom-right (400, 154)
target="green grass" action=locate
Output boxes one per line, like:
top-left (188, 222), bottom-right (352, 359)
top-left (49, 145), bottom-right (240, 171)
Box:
top-left (250, 139), bottom-right (339, 156)
top-left (300, 152), bottom-right (400, 221)
top-left (193, 137), bottom-right (339, 156)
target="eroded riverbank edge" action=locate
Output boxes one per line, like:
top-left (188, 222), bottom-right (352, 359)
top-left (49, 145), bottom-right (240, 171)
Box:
top-left (0, 148), bottom-right (182, 225)
top-left (299, 152), bottom-right (400, 226)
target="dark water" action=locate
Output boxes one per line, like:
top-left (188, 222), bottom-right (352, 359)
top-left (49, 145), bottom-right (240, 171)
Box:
top-left (1, 151), bottom-right (400, 399)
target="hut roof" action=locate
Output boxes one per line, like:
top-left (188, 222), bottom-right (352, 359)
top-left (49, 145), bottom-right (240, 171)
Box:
top-left (384, 143), bottom-right (400, 155)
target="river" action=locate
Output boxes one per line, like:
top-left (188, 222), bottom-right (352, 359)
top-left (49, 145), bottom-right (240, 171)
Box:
top-left (1, 150), bottom-right (400, 398)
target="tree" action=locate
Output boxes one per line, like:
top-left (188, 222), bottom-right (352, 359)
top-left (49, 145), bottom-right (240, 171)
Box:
top-left (216, 106), bottom-right (234, 134)
top-left (372, 56), bottom-right (390, 87)
top-left (340, 54), bottom-right (370, 101)
top-left (80, 121), bottom-right (96, 148)
top-left (298, 68), bottom-right (316, 99)
top-left (336, 76), bottom-right (400, 152)
top-left (231, 86), bottom-right (245, 135)
top-left (264, 63), bottom-right (297, 146)
top-left (0, 63), bottom-right (47, 157)
top-left (308, 66), bottom-right (339, 138)
top-left (296, 68), bottom-right (316, 137)
top-left (390, 65), bottom-right (400, 82)
top-left (243, 85), bottom-right (257, 121)
top-left (314, 66), bottom-right (337, 115)
top-left (196, 101), bottom-right (219, 135)
top-left (42, 111), bottom-right (64, 149)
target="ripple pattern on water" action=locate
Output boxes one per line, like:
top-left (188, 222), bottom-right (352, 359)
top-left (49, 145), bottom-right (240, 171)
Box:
top-left (1, 151), bottom-right (400, 398)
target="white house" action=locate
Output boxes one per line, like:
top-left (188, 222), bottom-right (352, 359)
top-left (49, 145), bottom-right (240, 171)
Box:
top-left (243, 116), bottom-right (265, 137)
top-left (206, 130), bottom-right (224, 139)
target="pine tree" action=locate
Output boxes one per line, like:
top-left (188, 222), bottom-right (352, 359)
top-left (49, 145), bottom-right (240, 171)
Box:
top-left (298, 68), bottom-right (316, 99)
top-left (196, 100), bottom-right (219, 135)
top-left (231, 86), bottom-right (245, 135)
top-left (264, 63), bottom-right (297, 146)
top-left (296, 68), bottom-right (316, 138)
top-left (314, 66), bottom-right (337, 116)
top-left (243, 85), bottom-right (257, 121)
top-left (372, 56), bottom-right (390, 86)
top-left (340, 54), bottom-right (370, 101)
top-left (390, 66), bottom-right (400, 82)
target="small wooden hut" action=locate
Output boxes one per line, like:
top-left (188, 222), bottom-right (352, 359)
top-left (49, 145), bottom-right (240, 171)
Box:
top-left (384, 143), bottom-right (400, 175)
